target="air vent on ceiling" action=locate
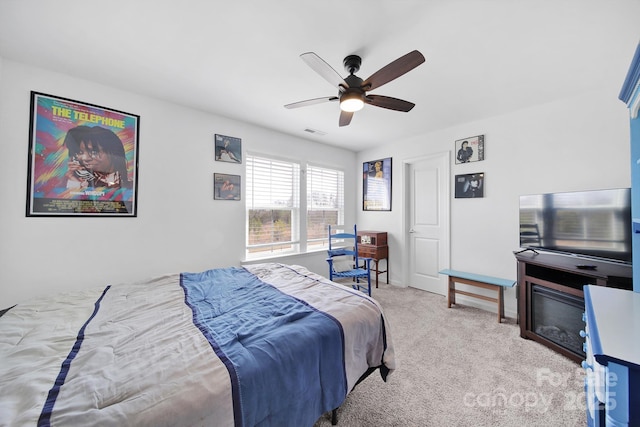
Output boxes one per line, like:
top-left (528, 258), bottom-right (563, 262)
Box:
top-left (304, 128), bottom-right (326, 136)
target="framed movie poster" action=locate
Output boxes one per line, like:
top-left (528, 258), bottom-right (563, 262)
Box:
top-left (455, 172), bottom-right (484, 198)
top-left (26, 92), bottom-right (140, 216)
top-left (215, 134), bottom-right (242, 163)
top-left (455, 134), bottom-right (485, 164)
top-left (214, 173), bottom-right (241, 200)
top-left (363, 157), bottom-right (392, 211)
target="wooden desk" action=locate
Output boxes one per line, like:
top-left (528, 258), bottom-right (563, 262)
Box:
top-left (357, 231), bottom-right (388, 288)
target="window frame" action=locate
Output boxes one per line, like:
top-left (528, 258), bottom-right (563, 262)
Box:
top-left (245, 153), bottom-right (301, 257)
top-left (306, 162), bottom-right (345, 250)
top-left (245, 153), bottom-right (344, 259)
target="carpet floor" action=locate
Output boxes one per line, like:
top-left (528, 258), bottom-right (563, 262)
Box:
top-left (314, 283), bottom-right (587, 427)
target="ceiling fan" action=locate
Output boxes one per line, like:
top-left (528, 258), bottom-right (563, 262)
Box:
top-left (285, 50), bottom-right (425, 127)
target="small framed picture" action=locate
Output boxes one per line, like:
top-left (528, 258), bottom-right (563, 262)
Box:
top-left (455, 173), bottom-right (484, 198)
top-left (363, 157), bottom-right (392, 211)
top-left (455, 135), bottom-right (484, 164)
top-left (214, 173), bottom-right (241, 200)
top-left (215, 134), bottom-right (242, 163)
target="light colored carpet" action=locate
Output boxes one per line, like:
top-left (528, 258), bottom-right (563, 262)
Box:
top-left (314, 283), bottom-right (587, 427)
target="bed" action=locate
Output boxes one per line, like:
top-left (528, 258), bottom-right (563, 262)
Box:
top-left (0, 263), bottom-right (395, 427)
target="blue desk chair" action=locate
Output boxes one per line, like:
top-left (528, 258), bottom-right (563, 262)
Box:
top-left (326, 225), bottom-right (373, 296)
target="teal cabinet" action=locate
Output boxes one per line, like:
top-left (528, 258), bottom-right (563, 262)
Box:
top-left (582, 286), bottom-right (640, 426)
top-left (619, 42), bottom-right (640, 293)
top-left (585, 41), bottom-right (640, 426)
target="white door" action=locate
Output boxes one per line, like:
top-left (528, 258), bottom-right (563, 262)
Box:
top-left (405, 153), bottom-right (450, 295)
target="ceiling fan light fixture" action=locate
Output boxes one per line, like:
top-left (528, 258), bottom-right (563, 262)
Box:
top-left (340, 91), bottom-right (364, 112)
top-left (286, 51), bottom-right (425, 126)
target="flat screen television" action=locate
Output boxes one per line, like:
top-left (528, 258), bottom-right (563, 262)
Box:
top-left (519, 188), bottom-right (632, 264)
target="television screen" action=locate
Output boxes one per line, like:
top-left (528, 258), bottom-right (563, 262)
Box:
top-left (519, 188), bottom-right (632, 264)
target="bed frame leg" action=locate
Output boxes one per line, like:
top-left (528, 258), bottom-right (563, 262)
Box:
top-left (331, 408), bottom-right (338, 425)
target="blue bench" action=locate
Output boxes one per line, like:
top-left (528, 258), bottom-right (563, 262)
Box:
top-left (439, 269), bottom-right (516, 323)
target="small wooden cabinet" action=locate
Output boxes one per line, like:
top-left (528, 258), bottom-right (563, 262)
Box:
top-left (357, 231), bottom-right (388, 287)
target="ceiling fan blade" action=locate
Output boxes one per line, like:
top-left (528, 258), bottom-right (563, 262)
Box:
top-left (339, 110), bottom-right (353, 127)
top-left (284, 96), bottom-right (338, 109)
top-left (301, 52), bottom-right (349, 90)
top-left (365, 94), bottom-right (415, 112)
top-left (363, 50), bottom-right (425, 91)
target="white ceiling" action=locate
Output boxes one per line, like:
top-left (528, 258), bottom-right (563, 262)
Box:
top-left (1, 1), bottom-right (639, 152)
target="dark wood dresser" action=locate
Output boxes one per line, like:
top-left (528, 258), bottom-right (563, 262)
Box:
top-left (515, 251), bottom-right (631, 363)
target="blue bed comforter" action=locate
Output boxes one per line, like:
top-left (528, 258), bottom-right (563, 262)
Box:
top-left (182, 267), bottom-right (346, 426)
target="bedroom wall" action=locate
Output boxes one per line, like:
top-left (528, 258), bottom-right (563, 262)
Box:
top-left (356, 88), bottom-right (632, 316)
top-left (0, 57), bottom-right (632, 319)
top-left (0, 59), bottom-right (357, 306)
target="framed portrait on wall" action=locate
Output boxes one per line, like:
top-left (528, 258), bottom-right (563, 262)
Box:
top-left (455, 172), bottom-right (484, 198)
top-left (26, 92), bottom-right (140, 217)
top-left (455, 134), bottom-right (485, 164)
top-left (214, 173), bottom-right (241, 200)
top-left (363, 157), bottom-right (392, 211)
top-left (215, 134), bottom-right (242, 163)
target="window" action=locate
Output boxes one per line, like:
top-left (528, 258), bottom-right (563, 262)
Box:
top-left (246, 155), bottom-right (300, 256)
top-left (246, 154), bottom-right (344, 258)
top-left (306, 165), bottom-right (344, 250)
